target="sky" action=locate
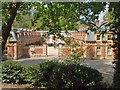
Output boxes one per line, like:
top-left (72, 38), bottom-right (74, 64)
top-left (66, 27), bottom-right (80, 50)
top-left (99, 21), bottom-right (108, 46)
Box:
top-left (98, 2), bottom-right (109, 25)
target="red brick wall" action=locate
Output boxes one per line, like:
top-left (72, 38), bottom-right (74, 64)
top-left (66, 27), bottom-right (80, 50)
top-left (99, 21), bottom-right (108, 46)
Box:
top-left (34, 48), bottom-right (43, 54)
top-left (22, 46), bottom-right (30, 56)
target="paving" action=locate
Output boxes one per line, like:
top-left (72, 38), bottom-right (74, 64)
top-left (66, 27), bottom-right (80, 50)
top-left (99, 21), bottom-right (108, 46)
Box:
top-left (81, 59), bottom-right (114, 86)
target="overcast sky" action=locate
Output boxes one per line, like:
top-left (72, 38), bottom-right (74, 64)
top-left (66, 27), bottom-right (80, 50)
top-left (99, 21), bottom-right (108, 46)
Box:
top-left (98, 2), bottom-right (109, 25)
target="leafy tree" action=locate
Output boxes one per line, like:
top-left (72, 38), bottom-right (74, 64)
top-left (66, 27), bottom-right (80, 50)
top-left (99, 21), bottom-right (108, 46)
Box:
top-left (13, 14), bottom-right (33, 29)
top-left (2, 1), bottom-right (120, 88)
top-left (108, 2), bottom-right (120, 88)
top-left (95, 2), bottom-right (120, 88)
top-left (2, 2), bottom-right (104, 54)
top-left (64, 37), bottom-right (89, 60)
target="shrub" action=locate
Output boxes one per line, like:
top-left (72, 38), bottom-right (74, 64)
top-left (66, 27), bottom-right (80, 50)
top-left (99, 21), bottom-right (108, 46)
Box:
top-left (1, 60), bottom-right (105, 89)
top-left (48, 61), bottom-right (104, 89)
top-left (24, 60), bottom-right (104, 89)
top-left (1, 61), bottom-right (26, 84)
top-left (37, 61), bottom-right (60, 87)
top-left (23, 64), bottom-right (40, 86)
top-left (24, 61), bottom-right (60, 87)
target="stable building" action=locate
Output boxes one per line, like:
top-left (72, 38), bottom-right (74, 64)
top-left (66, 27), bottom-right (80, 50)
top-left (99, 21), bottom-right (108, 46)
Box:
top-left (6, 28), bottom-right (43, 59)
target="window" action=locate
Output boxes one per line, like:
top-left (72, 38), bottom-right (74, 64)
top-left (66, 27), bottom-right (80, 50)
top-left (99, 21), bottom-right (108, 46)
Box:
top-left (96, 35), bottom-right (101, 40)
top-left (108, 35), bottom-right (112, 40)
top-left (108, 47), bottom-right (112, 55)
top-left (97, 47), bottom-right (101, 55)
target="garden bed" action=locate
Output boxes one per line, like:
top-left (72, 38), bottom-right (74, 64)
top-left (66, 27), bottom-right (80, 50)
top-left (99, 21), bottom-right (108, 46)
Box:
top-left (1, 83), bottom-right (47, 90)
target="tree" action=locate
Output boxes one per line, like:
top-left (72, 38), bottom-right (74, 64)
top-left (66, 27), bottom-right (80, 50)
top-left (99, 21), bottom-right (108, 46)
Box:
top-left (2, 2), bottom-right (104, 54)
top-left (64, 37), bottom-right (90, 60)
top-left (13, 14), bottom-right (33, 29)
top-left (108, 2), bottom-right (120, 88)
top-left (2, 2), bottom-right (21, 53)
top-left (2, 1), bottom-right (120, 88)
top-left (95, 2), bottom-right (120, 88)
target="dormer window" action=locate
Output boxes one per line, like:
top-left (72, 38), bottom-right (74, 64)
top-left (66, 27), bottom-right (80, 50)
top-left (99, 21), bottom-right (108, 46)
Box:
top-left (108, 35), bottom-right (112, 40)
top-left (96, 35), bottom-right (100, 40)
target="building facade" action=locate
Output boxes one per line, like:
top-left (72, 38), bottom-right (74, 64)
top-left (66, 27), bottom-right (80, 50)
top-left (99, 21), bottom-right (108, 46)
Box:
top-left (6, 19), bottom-right (114, 60)
top-left (61, 26), bottom-right (114, 60)
top-left (6, 28), bottom-right (43, 59)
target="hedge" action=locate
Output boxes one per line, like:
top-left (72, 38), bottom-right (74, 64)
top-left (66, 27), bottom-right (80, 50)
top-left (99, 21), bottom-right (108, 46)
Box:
top-left (1, 61), bottom-right (26, 84)
top-left (1, 60), bottom-right (105, 89)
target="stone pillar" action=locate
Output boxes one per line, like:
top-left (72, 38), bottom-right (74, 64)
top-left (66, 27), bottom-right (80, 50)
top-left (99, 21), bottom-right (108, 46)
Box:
top-left (43, 43), bottom-right (47, 56)
top-left (14, 43), bottom-right (18, 59)
top-left (58, 44), bottom-right (62, 57)
top-left (105, 43), bottom-right (107, 59)
top-left (95, 44), bottom-right (97, 58)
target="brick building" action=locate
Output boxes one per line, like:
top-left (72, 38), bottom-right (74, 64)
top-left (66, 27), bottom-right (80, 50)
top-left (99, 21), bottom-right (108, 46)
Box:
top-left (61, 19), bottom-right (114, 59)
top-left (6, 19), bottom-right (114, 60)
top-left (6, 28), bottom-right (43, 59)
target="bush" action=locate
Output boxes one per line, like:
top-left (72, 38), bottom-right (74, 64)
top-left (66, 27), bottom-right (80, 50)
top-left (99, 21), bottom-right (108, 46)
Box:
top-left (1, 61), bottom-right (26, 84)
top-left (1, 60), bottom-right (105, 89)
top-left (49, 61), bottom-right (103, 89)
top-left (24, 61), bottom-right (104, 89)
top-left (23, 64), bottom-right (40, 86)
top-left (24, 61), bottom-right (60, 87)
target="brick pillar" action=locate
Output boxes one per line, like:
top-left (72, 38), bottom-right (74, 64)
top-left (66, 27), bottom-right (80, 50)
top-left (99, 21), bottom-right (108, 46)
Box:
top-left (7, 44), bottom-right (14, 58)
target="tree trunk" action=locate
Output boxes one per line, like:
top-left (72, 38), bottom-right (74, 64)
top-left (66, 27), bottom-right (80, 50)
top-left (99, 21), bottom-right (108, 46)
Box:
top-left (2, 2), bottom-right (21, 54)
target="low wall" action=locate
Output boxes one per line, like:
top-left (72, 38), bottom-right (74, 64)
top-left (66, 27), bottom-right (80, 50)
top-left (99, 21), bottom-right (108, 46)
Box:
top-left (29, 46), bottom-right (44, 57)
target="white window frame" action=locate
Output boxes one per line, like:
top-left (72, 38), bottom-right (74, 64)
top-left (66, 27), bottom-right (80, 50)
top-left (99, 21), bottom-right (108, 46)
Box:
top-left (107, 47), bottom-right (112, 55)
top-left (96, 47), bottom-right (101, 55)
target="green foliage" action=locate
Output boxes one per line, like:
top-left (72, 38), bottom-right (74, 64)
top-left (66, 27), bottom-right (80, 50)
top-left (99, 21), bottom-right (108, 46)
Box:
top-left (104, 12), bottom-right (114, 23)
top-left (64, 37), bottom-right (87, 60)
top-left (2, 2), bottom-right (105, 32)
top-left (1, 60), bottom-right (105, 88)
top-left (68, 54), bottom-right (82, 60)
top-left (24, 61), bottom-right (60, 87)
top-left (24, 61), bottom-right (104, 89)
top-left (49, 61), bottom-right (103, 89)
top-left (13, 14), bottom-right (33, 29)
top-left (1, 61), bottom-right (26, 84)
top-left (2, 2), bottom-right (11, 25)
top-left (108, 2), bottom-right (120, 88)
top-left (23, 64), bottom-right (40, 86)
